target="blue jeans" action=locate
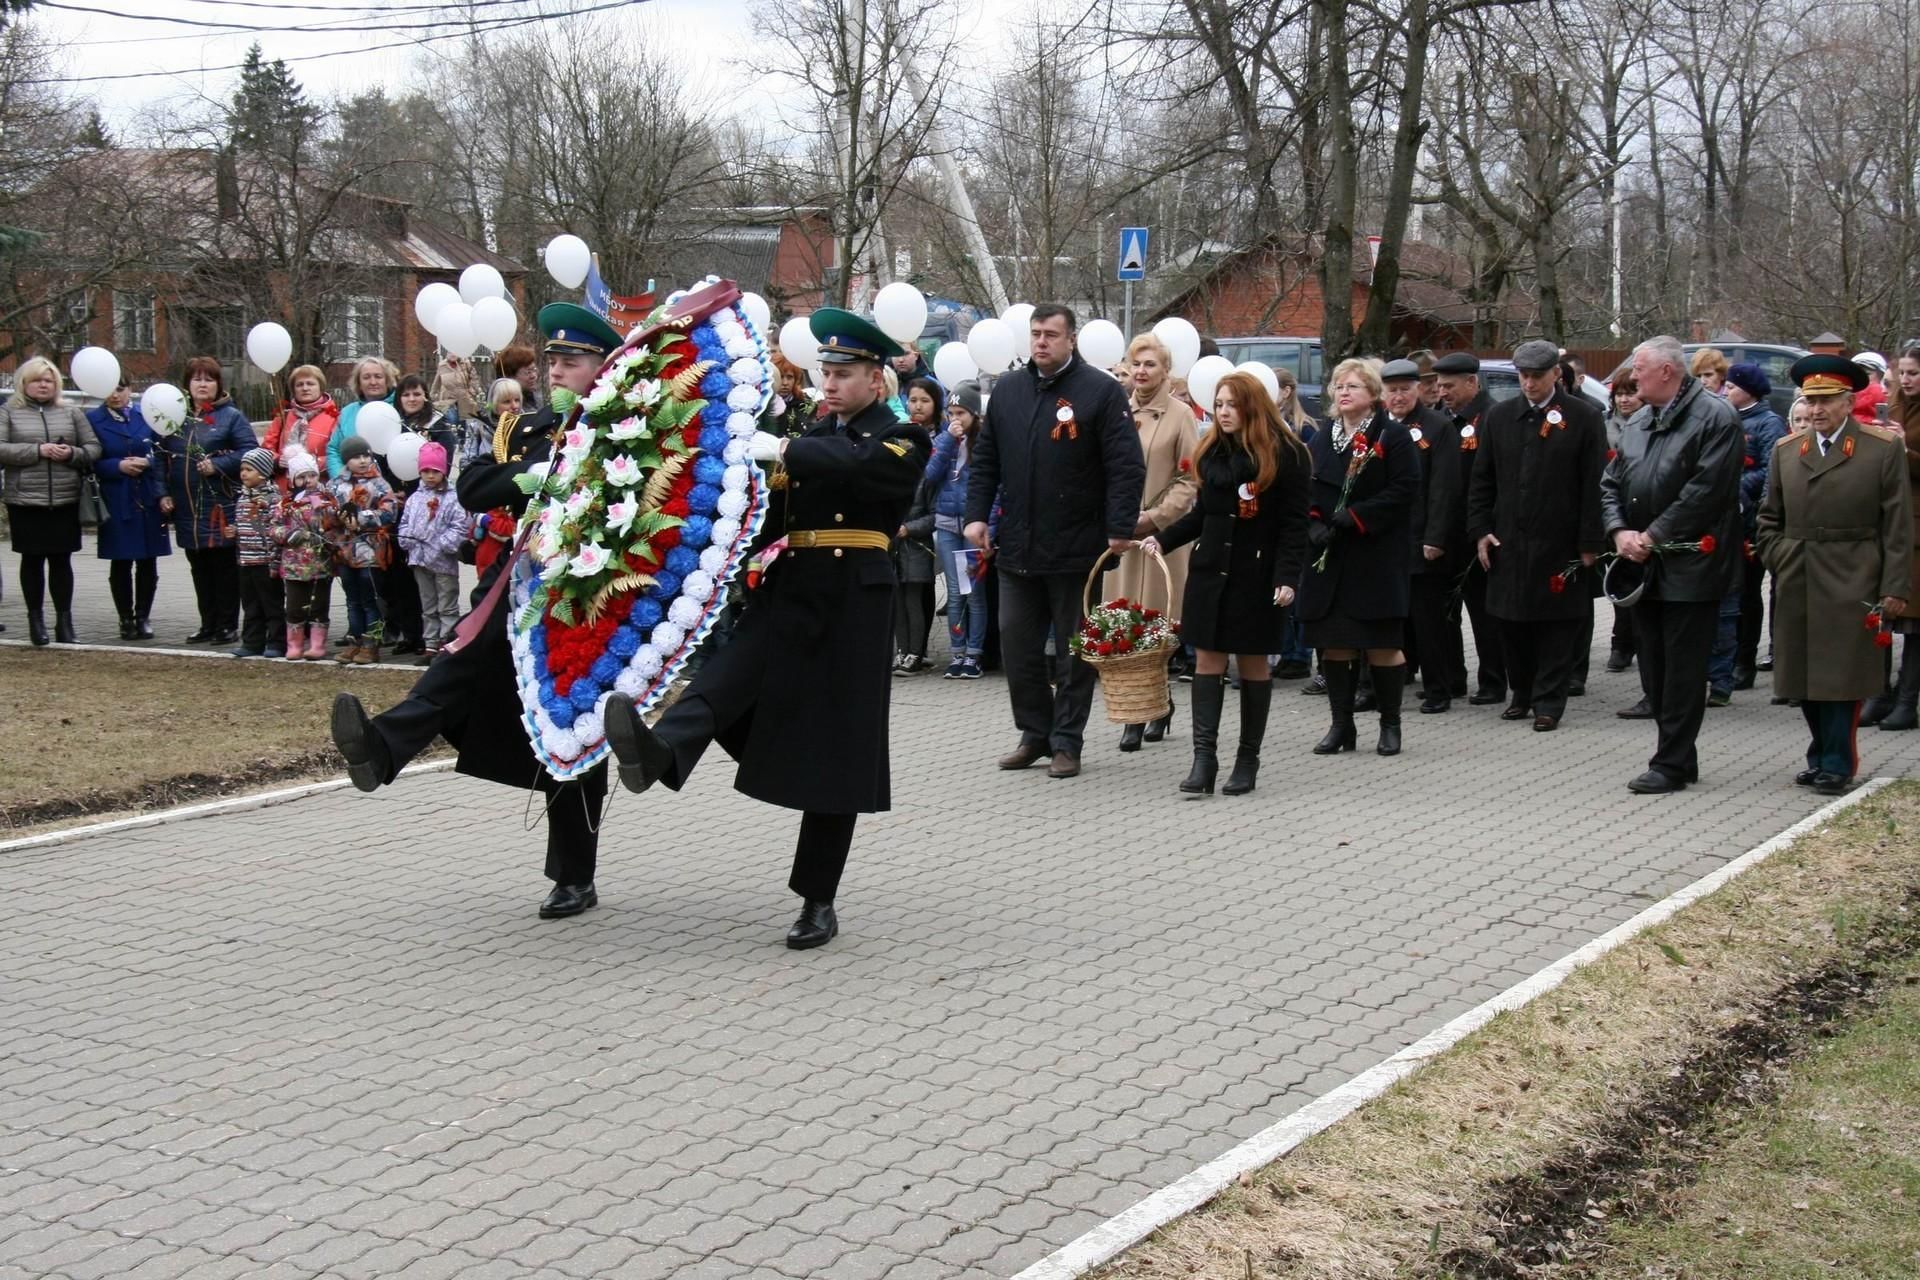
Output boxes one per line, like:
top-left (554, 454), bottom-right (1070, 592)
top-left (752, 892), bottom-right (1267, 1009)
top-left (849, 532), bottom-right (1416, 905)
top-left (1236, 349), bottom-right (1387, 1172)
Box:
top-left (340, 565), bottom-right (384, 639)
top-left (1706, 586), bottom-right (1742, 693)
top-left (1280, 609), bottom-right (1311, 664)
top-left (935, 528), bottom-right (987, 657)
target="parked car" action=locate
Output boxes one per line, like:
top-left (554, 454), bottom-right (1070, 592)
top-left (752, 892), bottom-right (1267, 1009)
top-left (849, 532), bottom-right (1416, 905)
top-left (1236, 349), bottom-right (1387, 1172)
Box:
top-left (1682, 341), bottom-right (1804, 420)
top-left (1214, 336), bottom-right (1325, 419)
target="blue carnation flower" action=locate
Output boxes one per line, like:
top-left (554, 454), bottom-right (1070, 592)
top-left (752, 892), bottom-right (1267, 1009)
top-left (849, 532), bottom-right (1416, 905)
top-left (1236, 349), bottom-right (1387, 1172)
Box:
top-left (608, 626), bottom-right (641, 659)
top-left (542, 695), bottom-right (574, 725)
top-left (686, 483), bottom-right (721, 513)
top-left (651, 569), bottom-right (683, 598)
top-left (666, 546), bottom-right (700, 576)
top-left (701, 402), bottom-right (730, 426)
top-left (570, 680), bottom-right (601, 712)
top-left (699, 370), bottom-right (732, 399)
top-left (679, 516), bottom-right (713, 550)
top-left (698, 429), bottom-right (729, 456)
top-left (590, 654), bottom-right (623, 685)
top-left (693, 456), bottom-right (727, 486)
top-left (630, 598), bottom-right (664, 630)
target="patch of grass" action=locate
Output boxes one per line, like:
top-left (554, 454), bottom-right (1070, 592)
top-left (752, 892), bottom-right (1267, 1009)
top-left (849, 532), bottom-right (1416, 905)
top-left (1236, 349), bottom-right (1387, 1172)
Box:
top-left (1093, 783), bottom-right (1920, 1280)
top-left (0, 647), bottom-right (434, 828)
top-left (1589, 956), bottom-right (1920, 1278)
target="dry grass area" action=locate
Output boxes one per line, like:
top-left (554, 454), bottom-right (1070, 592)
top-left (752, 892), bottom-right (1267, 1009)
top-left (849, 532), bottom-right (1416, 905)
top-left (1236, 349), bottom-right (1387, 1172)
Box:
top-left (1094, 782), bottom-right (1920, 1280)
top-left (0, 646), bottom-right (438, 830)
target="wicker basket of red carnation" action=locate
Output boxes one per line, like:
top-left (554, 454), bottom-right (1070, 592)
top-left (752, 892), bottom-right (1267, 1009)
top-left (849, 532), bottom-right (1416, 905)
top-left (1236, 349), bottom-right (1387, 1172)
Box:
top-left (1074, 549), bottom-right (1180, 724)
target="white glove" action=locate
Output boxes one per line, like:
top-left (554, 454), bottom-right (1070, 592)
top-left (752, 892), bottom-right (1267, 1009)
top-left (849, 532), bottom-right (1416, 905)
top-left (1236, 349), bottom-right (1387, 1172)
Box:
top-left (747, 431), bottom-right (785, 463)
top-left (526, 460), bottom-right (551, 481)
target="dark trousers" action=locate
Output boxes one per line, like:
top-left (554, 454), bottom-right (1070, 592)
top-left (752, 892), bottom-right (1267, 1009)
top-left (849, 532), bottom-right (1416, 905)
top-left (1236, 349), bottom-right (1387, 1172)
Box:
top-left (1456, 563), bottom-right (1505, 696)
top-left (1800, 701), bottom-right (1860, 778)
top-left (1610, 600), bottom-right (1636, 658)
top-left (369, 632), bottom-right (608, 886)
top-left (1573, 606), bottom-right (1592, 688)
top-left (1737, 557), bottom-right (1766, 670)
top-left (237, 563), bottom-right (285, 651)
top-left (1499, 616), bottom-right (1585, 722)
top-left (285, 578), bottom-right (332, 628)
top-left (377, 541), bottom-right (423, 645)
top-left (1634, 597), bottom-right (1717, 781)
top-left (107, 557), bottom-right (158, 621)
top-left (184, 546), bottom-right (239, 631)
top-left (894, 579), bottom-right (935, 659)
top-left (1409, 571), bottom-right (1458, 698)
top-left (648, 610), bottom-right (860, 904)
top-left (1000, 569), bottom-right (1097, 755)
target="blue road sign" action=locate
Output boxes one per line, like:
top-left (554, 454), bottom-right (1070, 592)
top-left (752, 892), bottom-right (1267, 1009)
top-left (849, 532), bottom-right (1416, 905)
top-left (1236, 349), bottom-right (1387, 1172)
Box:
top-left (1117, 227), bottom-right (1148, 281)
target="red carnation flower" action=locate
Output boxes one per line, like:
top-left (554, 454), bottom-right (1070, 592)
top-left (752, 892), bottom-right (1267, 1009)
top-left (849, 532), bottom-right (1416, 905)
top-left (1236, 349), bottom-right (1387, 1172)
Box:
top-left (1876, 630), bottom-right (1895, 649)
top-left (1143, 608), bottom-right (1161, 620)
top-left (1866, 612), bottom-right (1883, 632)
top-left (1743, 539), bottom-right (1756, 562)
top-left (1549, 573), bottom-right (1567, 594)
top-left (1130, 623), bottom-right (1145, 638)
top-left (1178, 458), bottom-right (1193, 473)
top-left (1351, 434), bottom-right (1369, 453)
top-left (1372, 440), bottom-right (1386, 456)
top-left (1698, 534), bottom-right (1717, 555)
top-left (1607, 448), bottom-right (1618, 462)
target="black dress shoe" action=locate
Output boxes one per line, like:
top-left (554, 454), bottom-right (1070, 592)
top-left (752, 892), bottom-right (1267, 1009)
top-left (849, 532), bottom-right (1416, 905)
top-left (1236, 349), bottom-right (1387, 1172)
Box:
top-left (1532, 715), bottom-right (1558, 732)
top-left (330, 693), bottom-right (391, 793)
top-left (186, 627), bottom-right (215, 643)
top-left (1627, 769), bottom-right (1685, 794)
top-left (786, 899), bottom-right (837, 950)
top-left (1118, 723), bottom-right (1145, 752)
top-left (1419, 695), bottom-right (1451, 714)
top-left (1617, 698), bottom-right (1654, 719)
top-left (1567, 682), bottom-right (1586, 697)
top-left (1757, 657), bottom-right (1773, 672)
top-left (1468, 689), bottom-right (1505, 705)
top-left (1301, 674), bottom-right (1327, 696)
top-left (1500, 704), bottom-right (1531, 721)
top-left (1812, 772), bottom-right (1852, 796)
top-left (1605, 650), bottom-right (1632, 673)
top-left (212, 629), bottom-right (238, 645)
top-left (1794, 768), bottom-right (1820, 786)
top-left (1732, 666), bottom-right (1755, 690)
top-left (1274, 659), bottom-right (1312, 679)
top-left (539, 882), bottom-right (597, 918)
top-left (605, 693), bottom-right (676, 793)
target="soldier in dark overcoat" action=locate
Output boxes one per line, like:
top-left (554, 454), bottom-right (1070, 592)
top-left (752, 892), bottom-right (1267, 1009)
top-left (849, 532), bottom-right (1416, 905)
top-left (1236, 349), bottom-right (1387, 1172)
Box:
top-left (1467, 340), bottom-right (1609, 731)
top-left (603, 309), bottom-right (931, 951)
top-left (1380, 359), bottom-right (1463, 714)
top-left (330, 303), bottom-right (622, 920)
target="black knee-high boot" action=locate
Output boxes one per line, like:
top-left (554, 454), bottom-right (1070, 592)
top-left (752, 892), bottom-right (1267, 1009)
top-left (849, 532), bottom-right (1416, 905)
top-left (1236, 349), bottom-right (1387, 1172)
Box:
top-left (1180, 674), bottom-right (1223, 794)
top-left (1861, 644), bottom-right (1897, 725)
top-left (1373, 662), bottom-right (1406, 756)
top-left (1881, 637), bottom-right (1920, 732)
top-left (1314, 659), bottom-right (1359, 753)
top-left (1223, 679), bottom-right (1271, 795)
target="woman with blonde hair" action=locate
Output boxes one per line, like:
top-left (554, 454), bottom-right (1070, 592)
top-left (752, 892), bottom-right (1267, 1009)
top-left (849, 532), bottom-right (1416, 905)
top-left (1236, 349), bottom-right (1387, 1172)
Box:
top-left (0, 356), bottom-right (102, 644)
top-left (326, 355), bottom-right (399, 477)
top-left (262, 363), bottom-right (339, 488)
top-left (1296, 357), bottom-right (1421, 755)
top-left (1109, 332), bottom-right (1200, 751)
top-left (1141, 370), bottom-right (1309, 794)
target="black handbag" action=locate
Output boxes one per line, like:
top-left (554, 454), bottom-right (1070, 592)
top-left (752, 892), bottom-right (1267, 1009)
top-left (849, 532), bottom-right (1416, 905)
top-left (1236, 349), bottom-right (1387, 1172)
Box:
top-left (78, 471), bottom-right (111, 529)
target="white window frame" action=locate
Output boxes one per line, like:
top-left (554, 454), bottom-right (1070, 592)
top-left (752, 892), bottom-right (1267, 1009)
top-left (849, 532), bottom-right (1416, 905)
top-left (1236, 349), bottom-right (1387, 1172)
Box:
top-left (114, 290), bottom-right (156, 352)
top-left (324, 295), bottom-right (386, 363)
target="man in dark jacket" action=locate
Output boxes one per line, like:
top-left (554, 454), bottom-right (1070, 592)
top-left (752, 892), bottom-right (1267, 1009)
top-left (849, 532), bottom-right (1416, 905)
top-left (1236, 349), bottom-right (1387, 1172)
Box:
top-left (964, 303), bottom-right (1146, 778)
top-left (1433, 351), bottom-right (1502, 703)
top-left (1468, 340), bottom-right (1609, 732)
top-left (1601, 335), bottom-right (1744, 794)
top-left (1382, 359), bottom-right (1462, 713)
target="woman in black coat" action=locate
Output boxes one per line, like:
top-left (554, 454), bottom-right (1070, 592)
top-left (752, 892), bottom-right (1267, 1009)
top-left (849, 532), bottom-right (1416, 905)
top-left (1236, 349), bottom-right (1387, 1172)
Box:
top-left (1297, 359), bottom-right (1422, 756)
top-left (1144, 370), bottom-right (1310, 796)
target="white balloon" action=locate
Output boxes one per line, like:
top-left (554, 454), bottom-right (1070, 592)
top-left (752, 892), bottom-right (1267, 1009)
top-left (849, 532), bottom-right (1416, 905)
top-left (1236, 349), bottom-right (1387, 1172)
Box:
top-left (354, 401), bottom-right (402, 453)
top-left (68, 346), bottom-right (120, 399)
top-left (738, 292), bottom-right (771, 337)
top-left (436, 302), bottom-right (478, 358)
top-left (414, 282), bottom-right (460, 334)
top-left (778, 315), bottom-right (820, 371)
top-left (1077, 319), bottom-right (1127, 370)
top-left (966, 318), bottom-right (1016, 373)
top-left (543, 234), bottom-right (591, 289)
top-left (1236, 360), bottom-right (1280, 402)
top-left (1001, 303), bottom-right (1035, 360)
top-left (140, 383), bottom-right (186, 435)
top-left (872, 282), bottom-right (928, 344)
top-left (1151, 317), bottom-right (1202, 377)
top-left (458, 263), bottom-right (506, 305)
top-left (245, 322), bottom-right (292, 374)
top-left (932, 341), bottom-right (977, 387)
top-left (471, 295), bottom-right (518, 351)
top-left (1187, 355), bottom-right (1236, 417)
top-left (385, 432), bottom-right (426, 483)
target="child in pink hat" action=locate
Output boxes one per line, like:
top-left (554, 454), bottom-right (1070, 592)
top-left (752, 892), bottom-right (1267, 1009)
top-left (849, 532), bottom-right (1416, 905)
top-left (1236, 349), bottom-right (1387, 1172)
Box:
top-left (396, 441), bottom-right (468, 662)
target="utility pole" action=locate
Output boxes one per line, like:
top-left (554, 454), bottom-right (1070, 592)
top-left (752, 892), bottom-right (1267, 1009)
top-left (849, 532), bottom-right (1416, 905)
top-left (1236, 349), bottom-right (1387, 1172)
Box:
top-left (897, 55), bottom-right (1009, 313)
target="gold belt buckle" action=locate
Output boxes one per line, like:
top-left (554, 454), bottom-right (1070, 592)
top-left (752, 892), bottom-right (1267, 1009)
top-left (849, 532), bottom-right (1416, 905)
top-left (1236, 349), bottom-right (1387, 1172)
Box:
top-left (789, 530), bottom-right (818, 548)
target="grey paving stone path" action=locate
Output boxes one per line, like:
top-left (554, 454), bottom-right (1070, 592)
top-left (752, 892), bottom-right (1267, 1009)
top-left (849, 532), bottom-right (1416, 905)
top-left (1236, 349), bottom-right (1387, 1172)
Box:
top-left (5, 547), bottom-right (1918, 1278)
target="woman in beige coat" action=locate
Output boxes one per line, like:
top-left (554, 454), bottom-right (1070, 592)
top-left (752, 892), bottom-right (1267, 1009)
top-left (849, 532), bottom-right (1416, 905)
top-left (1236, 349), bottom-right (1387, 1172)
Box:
top-left (1108, 333), bottom-right (1199, 751)
top-left (0, 356), bottom-right (102, 645)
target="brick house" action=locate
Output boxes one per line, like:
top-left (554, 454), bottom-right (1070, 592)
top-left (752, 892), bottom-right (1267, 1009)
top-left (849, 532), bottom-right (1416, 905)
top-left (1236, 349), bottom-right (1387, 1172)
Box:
top-left (664, 209), bottom-right (837, 319)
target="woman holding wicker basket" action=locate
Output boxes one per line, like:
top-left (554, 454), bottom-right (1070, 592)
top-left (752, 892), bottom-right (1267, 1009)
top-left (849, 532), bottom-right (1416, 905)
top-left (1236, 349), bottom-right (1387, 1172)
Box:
top-left (1139, 370), bottom-right (1309, 796)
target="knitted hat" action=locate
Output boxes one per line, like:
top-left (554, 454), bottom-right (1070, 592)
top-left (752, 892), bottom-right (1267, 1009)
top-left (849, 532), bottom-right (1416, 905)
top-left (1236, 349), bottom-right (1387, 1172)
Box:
top-left (337, 435), bottom-right (373, 461)
top-left (240, 446), bottom-right (276, 477)
top-left (950, 380), bottom-right (984, 419)
top-left (284, 449), bottom-right (319, 479)
top-left (1724, 362), bottom-right (1771, 401)
top-left (417, 441), bottom-right (449, 474)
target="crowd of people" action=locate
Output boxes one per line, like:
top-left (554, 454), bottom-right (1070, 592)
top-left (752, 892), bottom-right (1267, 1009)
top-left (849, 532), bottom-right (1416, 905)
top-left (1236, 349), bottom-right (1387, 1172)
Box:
top-left (3, 310), bottom-right (1915, 805)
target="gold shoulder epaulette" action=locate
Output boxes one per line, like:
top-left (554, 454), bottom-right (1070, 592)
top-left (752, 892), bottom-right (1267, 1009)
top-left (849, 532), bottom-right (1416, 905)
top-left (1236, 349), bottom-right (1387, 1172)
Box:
top-left (492, 410), bottom-right (522, 464)
top-left (882, 439), bottom-right (911, 458)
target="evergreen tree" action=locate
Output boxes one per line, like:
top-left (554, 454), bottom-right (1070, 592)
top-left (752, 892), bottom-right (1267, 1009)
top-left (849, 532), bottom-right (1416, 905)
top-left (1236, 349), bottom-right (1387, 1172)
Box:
top-left (226, 43), bottom-right (317, 161)
top-left (74, 107), bottom-right (111, 150)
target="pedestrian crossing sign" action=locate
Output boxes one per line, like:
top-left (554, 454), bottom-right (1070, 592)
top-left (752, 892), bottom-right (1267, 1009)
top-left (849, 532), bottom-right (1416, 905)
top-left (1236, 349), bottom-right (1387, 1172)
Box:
top-left (1117, 227), bottom-right (1148, 281)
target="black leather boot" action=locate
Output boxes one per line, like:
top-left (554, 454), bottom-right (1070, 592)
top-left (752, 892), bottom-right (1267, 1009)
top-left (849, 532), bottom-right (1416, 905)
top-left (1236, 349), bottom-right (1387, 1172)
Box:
top-left (1142, 702), bottom-right (1175, 743)
top-left (118, 613), bottom-right (136, 641)
top-left (1373, 662), bottom-right (1406, 756)
top-left (54, 612), bottom-right (76, 644)
top-left (1314, 659), bottom-right (1359, 753)
top-left (1119, 723), bottom-right (1145, 752)
top-left (605, 692), bottom-right (679, 793)
top-left (1861, 645), bottom-right (1897, 726)
top-left (1880, 638), bottom-right (1920, 732)
top-left (1180, 674), bottom-right (1223, 794)
top-left (329, 693), bottom-right (393, 793)
top-left (27, 608), bottom-right (49, 647)
top-left (1223, 679), bottom-right (1272, 795)
top-left (135, 614), bottom-right (154, 639)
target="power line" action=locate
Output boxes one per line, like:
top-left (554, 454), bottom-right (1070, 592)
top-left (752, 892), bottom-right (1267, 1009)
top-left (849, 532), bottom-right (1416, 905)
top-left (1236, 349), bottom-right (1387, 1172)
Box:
top-left (34, 0), bottom-right (582, 36)
top-left (15, 0), bottom-right (645, 85)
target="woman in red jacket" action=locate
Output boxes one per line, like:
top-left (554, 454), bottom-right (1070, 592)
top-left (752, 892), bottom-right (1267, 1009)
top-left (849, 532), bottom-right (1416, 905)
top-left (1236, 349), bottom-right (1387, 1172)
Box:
top-left (261, 364), bottom-right (340, 489)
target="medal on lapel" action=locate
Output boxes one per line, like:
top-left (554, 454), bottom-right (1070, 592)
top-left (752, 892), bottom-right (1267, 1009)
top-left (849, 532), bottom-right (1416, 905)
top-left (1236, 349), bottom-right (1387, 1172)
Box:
top-left (1237, 481), bottom-right (1260, 518)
